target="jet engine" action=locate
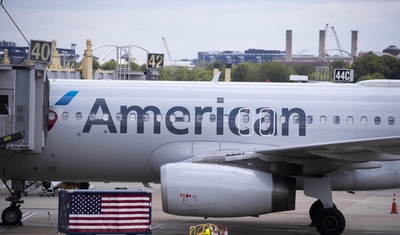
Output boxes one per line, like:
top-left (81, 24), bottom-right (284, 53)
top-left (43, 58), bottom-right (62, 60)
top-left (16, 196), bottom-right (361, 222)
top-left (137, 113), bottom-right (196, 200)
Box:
top-left (160, 163), bottom-right (296, 217)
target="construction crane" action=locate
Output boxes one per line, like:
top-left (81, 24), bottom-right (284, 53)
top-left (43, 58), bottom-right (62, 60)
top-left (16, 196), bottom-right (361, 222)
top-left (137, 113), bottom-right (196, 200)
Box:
top-left (162, 37), bottom-right (172, 61)
top-left (330, 26), bottom-right (344, 57)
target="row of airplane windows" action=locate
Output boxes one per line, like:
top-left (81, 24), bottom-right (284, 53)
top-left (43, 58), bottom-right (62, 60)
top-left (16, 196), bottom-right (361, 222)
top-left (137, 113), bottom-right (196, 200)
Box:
top-left (53, 112), bottom-right (397, 126)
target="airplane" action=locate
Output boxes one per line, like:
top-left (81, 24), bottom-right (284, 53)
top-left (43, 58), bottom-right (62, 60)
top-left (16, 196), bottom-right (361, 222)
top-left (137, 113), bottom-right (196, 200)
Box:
top-left (1, 75), bottom-right (400, 235)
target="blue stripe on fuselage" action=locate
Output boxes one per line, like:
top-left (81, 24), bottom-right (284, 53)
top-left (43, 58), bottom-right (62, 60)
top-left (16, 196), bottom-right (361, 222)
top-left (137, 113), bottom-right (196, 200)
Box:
top-left (55, 91), bottom-right (79, 105)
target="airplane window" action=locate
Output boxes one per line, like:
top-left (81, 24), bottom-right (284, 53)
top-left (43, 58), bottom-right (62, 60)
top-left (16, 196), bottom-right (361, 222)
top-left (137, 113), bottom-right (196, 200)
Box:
top-left (76, 112), bottom-right (82, 121)
top-left (279, 115), bottom-right (286, 124)
top-left (116, 113), bottom-right (122, 121)
top-left (320, 116), bottom-right (327, 125)
top-left (143, 113), bottom-right (150, 122)
top-left (293, 115), bottom-right (299, 124)
top-left (196, 115), bottom-right (202, 123)
top-left (103, 113), bottom-right (109, 121)
top-left (183, 114), bottom-right (190, 122)
top-left (89, 113), bottom-right (96, 121)
top-left (210, 114), bottom-right (216, 122)
top-left (243, 114), bottom-right (250, 123)
top-left (388, 117), bottom-right (395, 125)
top-left (156, 114), bottom-right (163, 122)
top-left (360, 116), bottom-right (367, 125)
top-left (49, 111), bottom-right (56, 121)
top-left (62, 112), bottom-right (69, 120)
top-left (129, 113), bottom-right (136, 121)
top-left (347, 116), bottom-right (354, 125)
top-left (374, 116), bottom-right (381, 125)
top-left (223, 114), bottom-right (229, 123)
top-left (170, 114), bottom-right (176, 122)
top-left (264, 115), bottom-right (271, 124)
top-left (333, 116), bottom-right (340, 124)
top-left (306, 115), bottom-right (313, 124)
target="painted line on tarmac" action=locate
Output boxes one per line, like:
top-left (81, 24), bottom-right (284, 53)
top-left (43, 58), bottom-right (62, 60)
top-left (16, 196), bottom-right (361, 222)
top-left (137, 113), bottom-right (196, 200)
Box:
top-left (22, 211), bottom-right (36, 221)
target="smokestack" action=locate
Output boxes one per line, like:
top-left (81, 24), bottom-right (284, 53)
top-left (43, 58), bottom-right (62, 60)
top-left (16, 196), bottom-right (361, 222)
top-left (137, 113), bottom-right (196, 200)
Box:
top-left (318, 30), bottom-right (326, 62)
top-left (351, 30), bottom-right (358, 62)
top-left (285, 30), bottom-right (292, 61)
top-left (225, 63), bottom-right (232, 82)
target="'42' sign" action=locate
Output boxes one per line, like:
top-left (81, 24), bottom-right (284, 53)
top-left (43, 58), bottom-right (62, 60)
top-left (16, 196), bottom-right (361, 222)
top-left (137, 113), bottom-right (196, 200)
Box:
top-left (334, 69), bottom-right (354, 82)
top-left (147, 53), bottom-right (164, 70)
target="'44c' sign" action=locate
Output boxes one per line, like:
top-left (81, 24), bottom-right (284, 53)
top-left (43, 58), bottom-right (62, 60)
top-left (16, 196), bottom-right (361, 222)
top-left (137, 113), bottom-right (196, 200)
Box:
top-left (334, 69), bottom-right (354, 82)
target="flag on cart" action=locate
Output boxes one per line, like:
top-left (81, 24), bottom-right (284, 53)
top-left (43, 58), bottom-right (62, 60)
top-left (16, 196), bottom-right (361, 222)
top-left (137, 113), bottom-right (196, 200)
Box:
top-left (68, 193), bottom-right (151, 233)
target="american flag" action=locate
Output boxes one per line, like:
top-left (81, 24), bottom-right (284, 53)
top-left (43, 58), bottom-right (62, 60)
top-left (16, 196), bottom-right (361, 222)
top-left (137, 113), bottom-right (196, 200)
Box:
top-left (67, 193), bottom-right (151, 233)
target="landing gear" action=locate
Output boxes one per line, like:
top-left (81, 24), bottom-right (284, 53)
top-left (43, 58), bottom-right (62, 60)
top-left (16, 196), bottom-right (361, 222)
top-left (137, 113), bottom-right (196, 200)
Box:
top-left (1, 206), bottom-right (22, 226)
top-left (315, 207), bottom-right (346, 235)
top-left (304, 177), bottom-right (346, 235)
top-left (1, 180), bottom-right (24, 226)
top-left (309, 200), bottom-right (337, 226)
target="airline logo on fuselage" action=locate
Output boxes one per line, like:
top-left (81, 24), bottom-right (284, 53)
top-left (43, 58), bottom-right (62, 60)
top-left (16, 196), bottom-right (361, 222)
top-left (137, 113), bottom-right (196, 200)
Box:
top-left (79, 97), bottom-right (307, 137)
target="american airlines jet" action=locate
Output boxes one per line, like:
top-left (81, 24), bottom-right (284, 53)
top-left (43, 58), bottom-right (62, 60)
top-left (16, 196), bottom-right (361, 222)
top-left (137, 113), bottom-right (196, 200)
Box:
top-left (1, 76), bottom-right (400, 235)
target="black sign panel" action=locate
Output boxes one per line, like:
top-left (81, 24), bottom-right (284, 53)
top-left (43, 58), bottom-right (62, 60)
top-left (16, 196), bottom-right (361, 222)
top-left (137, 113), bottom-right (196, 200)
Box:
top-left (334, 69), bottom-right (354, 82)
top-left (29, 40), bottom-right (53, 63)
top-left (147, 53), bottom-right (164, 70)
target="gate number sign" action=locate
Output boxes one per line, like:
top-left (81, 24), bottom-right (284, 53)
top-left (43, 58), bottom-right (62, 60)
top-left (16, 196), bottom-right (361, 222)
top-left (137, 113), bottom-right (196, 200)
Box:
top-left (334, 69), bottom-right (354, 82)
top-left (29, 40), bottom-right (53, 63)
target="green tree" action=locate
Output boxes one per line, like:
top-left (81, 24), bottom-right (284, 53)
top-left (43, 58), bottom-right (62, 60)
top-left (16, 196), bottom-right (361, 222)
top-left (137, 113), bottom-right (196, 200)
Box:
top-left (232, 63), bottom-right (249, 82)
top-left (258, 62), bottom-right (292, 82)
top-left (100, 60), bottom-right (117, 70)
top-left (331, 60), bottom-right (349, 70)
top-left (292, 64), bottom-right (315, 78)
top-left (92, 59), bottom-right (100, 70)
top-left (351, 53), bottom-right (390, 82)
top-left (381, 55), bottom-right (400, 79)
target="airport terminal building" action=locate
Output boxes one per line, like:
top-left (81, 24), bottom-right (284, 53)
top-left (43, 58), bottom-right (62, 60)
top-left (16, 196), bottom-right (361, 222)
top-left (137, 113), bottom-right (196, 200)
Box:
top-left (198, 49), bottom-right (286, 65)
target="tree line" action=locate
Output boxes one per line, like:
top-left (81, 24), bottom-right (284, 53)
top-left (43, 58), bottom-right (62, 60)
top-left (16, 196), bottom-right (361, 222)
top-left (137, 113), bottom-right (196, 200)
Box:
top-left (95, 52), bottom-right (400, 82)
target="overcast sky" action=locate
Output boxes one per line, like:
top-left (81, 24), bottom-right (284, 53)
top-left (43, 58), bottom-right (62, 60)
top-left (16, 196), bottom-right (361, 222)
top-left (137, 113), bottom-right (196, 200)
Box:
top-left (1, 0), bottom-right (399, 62)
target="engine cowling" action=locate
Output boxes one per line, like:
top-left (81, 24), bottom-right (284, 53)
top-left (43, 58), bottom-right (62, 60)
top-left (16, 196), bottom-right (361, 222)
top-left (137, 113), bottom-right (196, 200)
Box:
top-left (160, 163), bottom-right (296, 217)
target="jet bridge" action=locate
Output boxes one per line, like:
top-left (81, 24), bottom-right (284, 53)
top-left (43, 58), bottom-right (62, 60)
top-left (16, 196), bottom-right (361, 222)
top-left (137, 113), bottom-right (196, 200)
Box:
top-left (0, 62), bottom-right (49, 153)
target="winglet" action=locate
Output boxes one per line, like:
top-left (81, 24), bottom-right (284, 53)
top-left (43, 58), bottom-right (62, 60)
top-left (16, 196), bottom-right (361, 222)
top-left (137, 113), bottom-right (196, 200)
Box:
top-left (211, 72), bottom-right (221, 83)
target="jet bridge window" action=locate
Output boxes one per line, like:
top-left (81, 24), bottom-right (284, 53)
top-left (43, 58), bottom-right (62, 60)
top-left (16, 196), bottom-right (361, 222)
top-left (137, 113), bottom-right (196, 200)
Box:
top-left (0, 95), bottom-right (9, 115)
top-left (388, 117), bottom-right (395, 125)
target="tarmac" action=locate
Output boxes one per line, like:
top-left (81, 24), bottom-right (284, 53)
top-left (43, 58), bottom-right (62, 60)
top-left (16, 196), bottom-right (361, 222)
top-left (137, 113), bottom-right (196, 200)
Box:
top-left (0, 182), bottom-right (399, 235)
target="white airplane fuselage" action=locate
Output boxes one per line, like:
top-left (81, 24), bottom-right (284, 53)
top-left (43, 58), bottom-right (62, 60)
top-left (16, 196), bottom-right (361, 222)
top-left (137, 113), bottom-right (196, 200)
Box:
top-left (1, 79), bottom-right (400, 190)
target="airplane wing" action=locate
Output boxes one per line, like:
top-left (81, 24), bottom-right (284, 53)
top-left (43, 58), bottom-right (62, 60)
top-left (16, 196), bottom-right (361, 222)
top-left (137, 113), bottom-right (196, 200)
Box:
top-left (185, 136), bottom-right (400, 176)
